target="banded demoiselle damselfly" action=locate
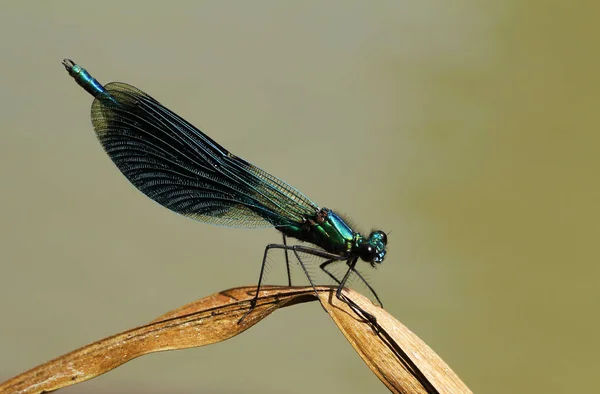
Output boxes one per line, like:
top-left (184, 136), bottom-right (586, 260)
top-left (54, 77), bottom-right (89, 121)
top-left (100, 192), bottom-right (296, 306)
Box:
top-left (62, 59), bottom-right (388, 322)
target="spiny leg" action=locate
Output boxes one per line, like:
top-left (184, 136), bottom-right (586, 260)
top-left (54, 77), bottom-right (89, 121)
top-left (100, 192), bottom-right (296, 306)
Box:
top-left (320, 259), bottom-right (342, 284)
top-left (238, 243), bottom-right (275, 323)
top-left (322, 259), bottom-right (384, 310)
top-left (282, 234), bottom-right (292, 286)
top-left (238, 243), bottom-right (344, 323)
top-left (336, 258), bottom-right (378, 326)
top-left (291, 248), bottom-right (335, 313)
top-left (348, 266), bottom-right (384, 308)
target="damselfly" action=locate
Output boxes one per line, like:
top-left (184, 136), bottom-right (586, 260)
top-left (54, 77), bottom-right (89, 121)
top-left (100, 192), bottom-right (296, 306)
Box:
top-left (62, 59), bottom-right (388, 322)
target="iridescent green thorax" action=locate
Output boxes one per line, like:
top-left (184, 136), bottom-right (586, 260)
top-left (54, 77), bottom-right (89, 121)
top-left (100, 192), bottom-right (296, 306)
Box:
top-left (277, 208), bottom-right (387, 263)
top-left (277, 208), bottom-right (352, 255)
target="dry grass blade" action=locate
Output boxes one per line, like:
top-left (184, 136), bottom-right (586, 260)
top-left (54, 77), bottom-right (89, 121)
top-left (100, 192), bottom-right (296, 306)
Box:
top-left (320, 289), bottom-right (472, 394)
top-left (0, 286), bottom-right (471, 394)
top-left (0, 286), bottom-right (319, 394)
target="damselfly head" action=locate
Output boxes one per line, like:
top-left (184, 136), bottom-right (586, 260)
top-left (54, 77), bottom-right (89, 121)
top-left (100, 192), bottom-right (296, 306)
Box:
top-left (356, 230), bottom-right (387, 265)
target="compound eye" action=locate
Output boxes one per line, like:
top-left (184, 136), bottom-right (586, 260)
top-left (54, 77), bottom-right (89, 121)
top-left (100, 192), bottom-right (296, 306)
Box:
top-left (370, 230), bottom-right (387, 245)
top-left (358, 243), bottom-right (376, 262)
top-left (379, 231), bottom-right (388, 245)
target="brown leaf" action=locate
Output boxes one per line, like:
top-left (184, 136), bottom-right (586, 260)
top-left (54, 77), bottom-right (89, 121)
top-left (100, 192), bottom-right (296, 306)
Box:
top-left (320, 289), bottom-right (472, 394)
top-left (0, 286), bottom-right (471, 394)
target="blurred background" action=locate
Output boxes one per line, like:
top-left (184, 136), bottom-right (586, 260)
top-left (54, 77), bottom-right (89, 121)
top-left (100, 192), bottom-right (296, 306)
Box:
top-left (1, 1), bottom-right (598, 393)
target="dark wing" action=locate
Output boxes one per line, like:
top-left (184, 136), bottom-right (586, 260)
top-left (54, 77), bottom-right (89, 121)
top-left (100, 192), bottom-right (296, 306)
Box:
top-left (90, 82), bottom-right (318, 228)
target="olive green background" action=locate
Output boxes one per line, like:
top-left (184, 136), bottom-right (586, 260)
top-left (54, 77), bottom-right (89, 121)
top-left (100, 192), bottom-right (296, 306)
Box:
top-left (1, 1), bottom-right (598, 393)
